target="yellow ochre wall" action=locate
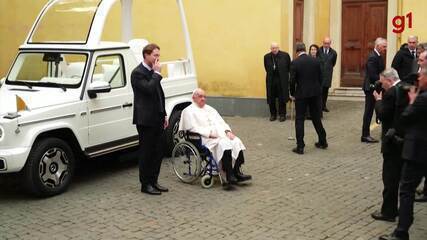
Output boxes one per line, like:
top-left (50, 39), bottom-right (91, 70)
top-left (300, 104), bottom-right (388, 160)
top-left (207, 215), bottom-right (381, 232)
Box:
top-left (400, 0), bottom-right (427, 47)
top-left (314, 0), bottom-right (330, 45)
top-left (0, 0), bottom-right (286, 98)
top-left (0, 0), bottom-right (426, 98)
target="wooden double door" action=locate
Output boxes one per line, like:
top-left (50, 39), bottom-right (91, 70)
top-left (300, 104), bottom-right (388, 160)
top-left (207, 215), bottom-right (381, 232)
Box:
top-left (341, 0), bottom-right (387, 87)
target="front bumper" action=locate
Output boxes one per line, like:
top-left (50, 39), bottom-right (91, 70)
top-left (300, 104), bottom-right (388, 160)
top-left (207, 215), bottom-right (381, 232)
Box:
top-left (0, 147), bottom-right (31, 173)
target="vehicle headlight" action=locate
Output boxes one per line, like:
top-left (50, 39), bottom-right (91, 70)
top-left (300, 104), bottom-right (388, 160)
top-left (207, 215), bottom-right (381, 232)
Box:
top-left (0, 125), bottom-right (4, 141)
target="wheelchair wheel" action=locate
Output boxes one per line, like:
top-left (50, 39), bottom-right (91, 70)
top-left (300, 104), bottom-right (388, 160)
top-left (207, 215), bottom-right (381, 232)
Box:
top-left (201, 175), bottom-right (214, 188)
top-left (171, 141), bottom-right (202, 183)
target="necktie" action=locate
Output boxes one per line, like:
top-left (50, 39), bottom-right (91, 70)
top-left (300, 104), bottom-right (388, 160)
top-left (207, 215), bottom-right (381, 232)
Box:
top-left (411, 50), bottom-right (416, 59)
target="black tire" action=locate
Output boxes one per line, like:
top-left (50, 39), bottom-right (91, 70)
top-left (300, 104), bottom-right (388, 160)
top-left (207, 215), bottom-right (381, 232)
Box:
top-left (165, 110), bottom-right (182, 156)
top-left (24, 138), bottom-right (75, 197)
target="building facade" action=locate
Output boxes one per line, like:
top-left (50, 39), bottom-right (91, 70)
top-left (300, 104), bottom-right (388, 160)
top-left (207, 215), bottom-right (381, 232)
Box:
top-left (0, 0), bottom-right (425, 100)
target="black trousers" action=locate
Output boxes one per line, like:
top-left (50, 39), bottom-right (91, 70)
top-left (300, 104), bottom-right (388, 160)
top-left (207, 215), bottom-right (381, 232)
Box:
top-left (362, 90), bottom-right (376, 137)
top-left (322, 87), bottom-right (329, 109)
top-left (295, 96), bottom-right (326, 148)
top-left (381, 152), bottom-right (404, 217)
top-left (221, 150), bottom-right (245, 174)
top-left (136, 124), bottom-right (165, 186)
top-left (268, 78), bottom-right (286, 117)
top-left (394, 160), bottom-right (427, 239)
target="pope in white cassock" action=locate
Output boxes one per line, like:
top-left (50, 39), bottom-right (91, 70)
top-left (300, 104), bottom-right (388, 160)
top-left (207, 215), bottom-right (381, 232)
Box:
top-left (179, 88), bottom-right (252, 186)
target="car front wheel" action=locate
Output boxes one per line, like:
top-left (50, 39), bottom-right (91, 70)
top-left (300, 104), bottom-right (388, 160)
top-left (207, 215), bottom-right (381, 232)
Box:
top-left (24, 138), bottom-right (75, 197)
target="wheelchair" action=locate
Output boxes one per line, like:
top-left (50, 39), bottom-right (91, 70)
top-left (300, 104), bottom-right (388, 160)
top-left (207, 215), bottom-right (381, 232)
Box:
top-left (171, 131), bottom-right (224, 188)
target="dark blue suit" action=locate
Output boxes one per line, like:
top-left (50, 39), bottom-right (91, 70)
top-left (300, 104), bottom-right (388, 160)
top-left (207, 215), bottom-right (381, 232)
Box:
top-left (131, 63), bottom-right (166, 186)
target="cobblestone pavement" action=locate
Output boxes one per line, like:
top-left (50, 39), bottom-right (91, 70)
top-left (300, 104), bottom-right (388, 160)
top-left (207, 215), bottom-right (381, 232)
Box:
top-left (0, 101), bottom-right (426, 240)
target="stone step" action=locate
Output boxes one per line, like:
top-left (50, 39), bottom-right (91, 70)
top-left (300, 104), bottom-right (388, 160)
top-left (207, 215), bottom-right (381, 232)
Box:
top-left (329, 87), bottom-right (364, 101)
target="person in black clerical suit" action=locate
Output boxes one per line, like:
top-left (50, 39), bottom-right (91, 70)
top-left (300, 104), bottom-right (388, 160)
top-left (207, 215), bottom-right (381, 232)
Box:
top-left (264, 42), bottom-right (291, 122)
top-left (371, 68), bottom-right (409, 223)
top-left (131, 43), bottom-right (169, 195)
top-left (361, 37), bottom-right (387, 143)
top-left (392, 36), bottom-right (418, 82)
top-left (318, 37), bottom-right (337, 112)
top-left (289, 42), bottom-right (327, 154)
top-left (379, 68), bottom-right (427, 240)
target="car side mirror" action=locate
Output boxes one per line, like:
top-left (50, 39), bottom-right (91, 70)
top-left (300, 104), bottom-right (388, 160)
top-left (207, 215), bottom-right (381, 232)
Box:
top-left (87, 81), bottom-right (111, 99)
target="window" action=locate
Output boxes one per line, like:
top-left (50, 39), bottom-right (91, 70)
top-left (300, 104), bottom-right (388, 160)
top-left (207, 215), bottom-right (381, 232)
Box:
top-left (6, 52), bottom-right (87, 88)
top-left (30, 0), bottom-right (102, 44)
top-left (92, 55), bottom-right (125, 89)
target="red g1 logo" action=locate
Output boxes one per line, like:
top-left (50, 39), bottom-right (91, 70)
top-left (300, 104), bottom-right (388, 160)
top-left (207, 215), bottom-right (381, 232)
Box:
top-left (392, 12), bottom-right (413, 34)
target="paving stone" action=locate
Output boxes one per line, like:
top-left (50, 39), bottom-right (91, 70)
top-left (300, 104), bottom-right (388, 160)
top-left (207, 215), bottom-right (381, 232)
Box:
top-left (0, 101), bottom-right (426, 240)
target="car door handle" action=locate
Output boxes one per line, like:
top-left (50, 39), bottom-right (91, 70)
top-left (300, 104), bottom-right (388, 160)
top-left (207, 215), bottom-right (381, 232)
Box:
top-left (122, 102), bottom-right (133, 108)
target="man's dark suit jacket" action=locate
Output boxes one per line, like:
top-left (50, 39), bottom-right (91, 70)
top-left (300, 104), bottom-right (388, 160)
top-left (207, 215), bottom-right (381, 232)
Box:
top-left (363, 51), bottom-right (385, 92)
top-left (391, 46), bottom-right (418, 81)
top-left (131, 63), bottom-right (166, 126)
top-left (400, 91), bottom-right (427, 163)
top-left (290, 53), bottom-right (322, 99)
top-left (374, 82), bottom-right (409, 154)
top-left (318, 47), bottom-right (337, 88)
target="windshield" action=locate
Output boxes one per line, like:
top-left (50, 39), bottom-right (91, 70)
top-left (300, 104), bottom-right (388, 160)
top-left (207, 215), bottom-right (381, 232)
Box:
top-left (30, 0), bottom-right (102, 44)
top-left (6, 52), bottom-right (88, 88)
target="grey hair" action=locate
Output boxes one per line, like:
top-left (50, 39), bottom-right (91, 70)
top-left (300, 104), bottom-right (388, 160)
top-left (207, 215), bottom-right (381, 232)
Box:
top-left (408, 35), bottom-right (418, 42)
top-left (295, 42), bottom-right (306, 52)
top-left (380, 68), bottom-right (400, 82)
top-left (192, 88), bottom-right (204, 97)
top-left (375, 37), bottom-right (387, 47)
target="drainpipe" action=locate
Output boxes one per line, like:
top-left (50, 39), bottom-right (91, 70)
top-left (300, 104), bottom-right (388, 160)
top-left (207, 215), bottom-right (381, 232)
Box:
top-left (397, 0), bottom-right (403, 49)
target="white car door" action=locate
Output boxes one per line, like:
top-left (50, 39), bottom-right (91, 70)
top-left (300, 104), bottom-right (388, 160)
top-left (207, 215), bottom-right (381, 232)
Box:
top-left (86, 53), bottom-right (135, 148)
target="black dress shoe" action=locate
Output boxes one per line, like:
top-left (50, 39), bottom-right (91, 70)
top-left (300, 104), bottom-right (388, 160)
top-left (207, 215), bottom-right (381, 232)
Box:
top-left (153, 183), bottom-right (169, 192)
top-left (270, 115), bottom-right (277, 121)
top-left (379, 233), bottom-right (408, 240)
top-left (361, 136), bottom-right (379, 143)
top-left (141, 184), bottom-right (162, 195)
top-left (415, 193), bottom-right (427, 202)
top-left (227, 174), bottom-right (238, 185)
top-left (315, 142), bottom-right (328, 149)
top-left (292, 147), bottom-right (304, 154)
top-left (323, 108), bottom-right (330, 112)
top-left (279, 115), bottom-right (286, 122)
top-left (235, 172), bottom-right (252, 182)
top-left (371, 210), bottom-right (396, 222)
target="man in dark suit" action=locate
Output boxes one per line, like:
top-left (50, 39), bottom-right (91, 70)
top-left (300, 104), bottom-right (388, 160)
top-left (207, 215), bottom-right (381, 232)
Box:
top-left (131, 43), bottom-right (168, 195)
top-left (371, 68), bottom-right (409, 223)
top-left (361, 37), bottom-right (387, 143)
top-left (318, 37), bottom-right (337, 112)
top-left (379, 69), bottom-right (427, 240)
top-left (290, 42), bottom-right (327, 154)
top-left (392, 36), bottom-right (418, 81)
top-left (264, 42), bottom-right (291, 122)
top-left (414, 51), bottom-right (427, 203)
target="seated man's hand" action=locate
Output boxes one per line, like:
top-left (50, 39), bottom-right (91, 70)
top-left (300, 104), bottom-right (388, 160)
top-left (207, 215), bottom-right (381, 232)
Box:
top-left (209, 130), bottom-right (218, 138)
top-left (226, 131), bottom-right (235, 140)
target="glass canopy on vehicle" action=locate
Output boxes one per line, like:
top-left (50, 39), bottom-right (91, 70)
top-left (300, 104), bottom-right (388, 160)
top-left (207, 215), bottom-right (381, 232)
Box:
top-left (29, 0), bottom-right (102, 44)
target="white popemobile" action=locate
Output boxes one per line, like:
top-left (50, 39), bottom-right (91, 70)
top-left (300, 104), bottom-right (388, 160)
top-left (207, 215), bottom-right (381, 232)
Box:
top-left (0, 0), bottom-right (197, 196)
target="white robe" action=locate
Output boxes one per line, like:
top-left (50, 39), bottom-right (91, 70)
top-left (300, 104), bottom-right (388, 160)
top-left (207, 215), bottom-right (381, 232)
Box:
top-left (179, 103), bottom-right (246, 163)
